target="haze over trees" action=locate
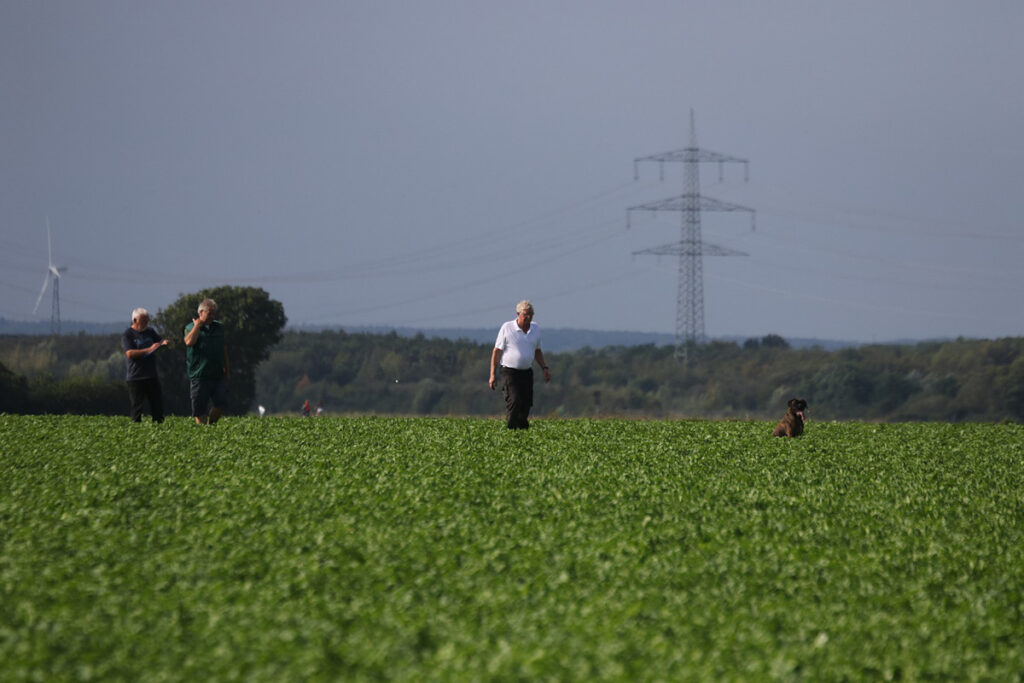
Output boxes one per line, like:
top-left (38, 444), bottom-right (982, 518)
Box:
top-left (5, 325), bottom-right (1021, 423)
top-left (252, 331), bottom-right (1024, 423)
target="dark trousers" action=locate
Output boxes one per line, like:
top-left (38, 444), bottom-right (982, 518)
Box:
top-left (501, 366), bottom-right (534, 429)
top-left (127, 377), bottom-right (164, 423)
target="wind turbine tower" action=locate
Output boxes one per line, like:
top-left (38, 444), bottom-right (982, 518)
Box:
top-left (628, 110), bottom-right (755, 362)
top-left (33, 219), bottom-right (68, 335)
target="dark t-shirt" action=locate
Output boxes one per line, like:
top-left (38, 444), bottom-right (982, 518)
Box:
top-left (121, 327), bottom-right (163, 382)
top-left (184, 320), bottom-right (226, 381)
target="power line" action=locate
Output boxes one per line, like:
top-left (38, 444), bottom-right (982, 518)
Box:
top-left (628, 110), bottom-right (754, 362)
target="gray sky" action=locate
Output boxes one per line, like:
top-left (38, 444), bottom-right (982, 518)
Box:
top-left (2, 1), bottom-right (1022, 342)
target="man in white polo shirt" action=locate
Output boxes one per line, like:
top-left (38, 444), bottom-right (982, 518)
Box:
top-left (488, 300), bottom-right (551, 429)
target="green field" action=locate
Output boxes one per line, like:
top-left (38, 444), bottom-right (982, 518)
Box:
top-left (2, 415), bottom-right (1023, 681)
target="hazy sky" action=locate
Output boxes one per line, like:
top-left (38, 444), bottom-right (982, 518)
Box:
top-left (2, 1), bottom-right (1022, 342)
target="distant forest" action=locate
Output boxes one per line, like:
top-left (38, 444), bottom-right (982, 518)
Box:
top-left (2, 330), bottom-right (1024, 423)
top-left (0, 318), bottom-right (863, 352)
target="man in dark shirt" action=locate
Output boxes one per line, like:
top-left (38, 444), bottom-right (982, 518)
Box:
top-left (183, 298), bottom-right (229, 425)
top-left (121, 307), bottom-right (169, 423)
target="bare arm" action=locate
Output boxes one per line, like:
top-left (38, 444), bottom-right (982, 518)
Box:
top-left (534, 349), bottom-right (551, 383)
top-left (124, 339), bottom-right (168, 359)
top-left (184, 322), bottom-right (201, 347)
top-left (488, 348), bottom-right (502, 390)
top-left (184, 309), bottom-right (212, 347)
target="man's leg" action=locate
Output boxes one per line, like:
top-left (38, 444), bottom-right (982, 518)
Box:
top-left (207, 379), bottom-right (228, 425)
top-left (514, 369), bottom-right (534, 429)
top-left (191, 380), bottom-right (208, 425)
top-left (502, 368), bottom-right (533, 430)
top-left (502, 374), bottom-right (513, 428)
top-left (501, 368), bottom-right (517, 428)
top-left (145, 377), bottom-right (164, 423)
top-left (127, 381), bottom-right (145, 422)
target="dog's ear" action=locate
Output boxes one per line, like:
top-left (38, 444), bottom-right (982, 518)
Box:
top-left (788, 398), bottom-right (799, 408)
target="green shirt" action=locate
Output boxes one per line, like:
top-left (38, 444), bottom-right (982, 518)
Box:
top-left (184, 320), bottom-right (226, 381)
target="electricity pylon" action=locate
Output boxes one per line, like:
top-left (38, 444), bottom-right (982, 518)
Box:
top-left (628, 110), bottom-right (755, 362)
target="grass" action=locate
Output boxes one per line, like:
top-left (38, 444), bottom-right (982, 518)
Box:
top-left (1, 415), bottom-right (1023, 681)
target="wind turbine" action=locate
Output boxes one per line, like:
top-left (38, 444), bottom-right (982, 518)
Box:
top-left (32, 218), bottom-right (68, 335)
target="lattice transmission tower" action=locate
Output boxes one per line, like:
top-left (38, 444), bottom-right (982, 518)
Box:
top-left (628, 110), bottom-right (755, 362)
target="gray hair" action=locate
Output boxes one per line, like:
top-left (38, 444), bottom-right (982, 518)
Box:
top-left (131, 307), bottom-right (149, 321)
top-left (515, 300), bottom-right (533, 315)
top-left (198, 298), bottom-right (217, 315)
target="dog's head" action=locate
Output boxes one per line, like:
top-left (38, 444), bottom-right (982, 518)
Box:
top-left (787, 398), bottom-right (808, 419)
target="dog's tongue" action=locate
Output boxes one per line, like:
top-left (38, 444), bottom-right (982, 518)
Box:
top-left (797, 411), bottom-right (806, 420)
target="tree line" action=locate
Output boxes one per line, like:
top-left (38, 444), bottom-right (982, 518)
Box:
top-left (254, 331), bottom-right (1024, 422)
top-left (3, 316), bottom-right (1024, 423)
top-left (0, 286), bottom-right (285, 417)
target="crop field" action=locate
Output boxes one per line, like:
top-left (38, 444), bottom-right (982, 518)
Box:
top-left (1, 415), bottom-right (1023, 681)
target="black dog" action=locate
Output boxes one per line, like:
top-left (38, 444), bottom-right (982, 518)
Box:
top-left (772, 398), bottom-right (808, 437)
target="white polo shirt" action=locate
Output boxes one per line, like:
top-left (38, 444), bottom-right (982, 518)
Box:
top-left (495, 320), bottom-right (542, 370)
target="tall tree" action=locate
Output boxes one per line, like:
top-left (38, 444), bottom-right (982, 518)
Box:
top-left (154, 286), bottom-right (286, 415)
top-left (0, 361), bottom-right (30, 413)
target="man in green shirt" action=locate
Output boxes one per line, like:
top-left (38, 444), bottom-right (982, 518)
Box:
top-left (183, 298), bottom-right (229, 424)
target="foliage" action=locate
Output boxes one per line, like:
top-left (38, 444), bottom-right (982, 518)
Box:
top-left (1, 415), bottom-right (1023, 680)
top-left (0, 333), bottom-right (117, 380)
top-left (0, 361), bottom-right (29, 413)
top-left (3, 330), bottom-right (1024, 422)
top-left (255, 330), bottom-right (483, 416)
top-left (257, 332), bottom-right (1024, 422)
top-left (27, 375), bottom-right (126, 415)
top-left (743, 333), bottom-right (790, 350)
top-left (154, 286), bottom-right (287, 415)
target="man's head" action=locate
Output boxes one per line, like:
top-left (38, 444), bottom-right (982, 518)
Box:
top-left (515, 300), bottom-right (534, 329)
top-left (197, 298), bottom-right (217, 321)
top-left (131, 308), bottom-right (150, 331)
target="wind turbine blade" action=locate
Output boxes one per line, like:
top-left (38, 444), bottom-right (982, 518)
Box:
top-left (33, 274), bottom-right (50, 314)
top-left (46, 216), bottom-right (53, 268)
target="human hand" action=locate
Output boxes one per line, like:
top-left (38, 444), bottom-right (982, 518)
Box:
top-left (488, 376), bottom-right (497, 390)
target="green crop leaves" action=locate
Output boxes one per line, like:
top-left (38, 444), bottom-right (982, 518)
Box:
top-left (1, 415), bottom-right (1023, 680)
